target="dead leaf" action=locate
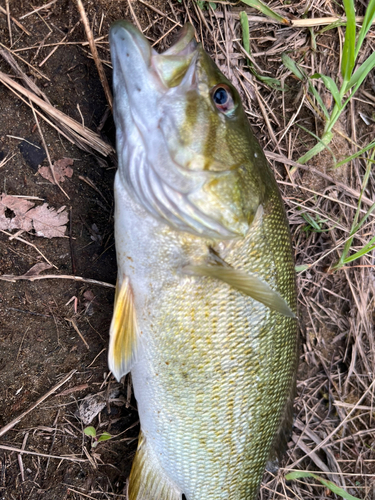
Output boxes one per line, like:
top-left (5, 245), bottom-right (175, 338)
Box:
top-left (24, 262), bottom-right (53, 276)
top-left (38, 157), bottom-right (74, 184)
top-left (0, 194), bottom-right (68, 238)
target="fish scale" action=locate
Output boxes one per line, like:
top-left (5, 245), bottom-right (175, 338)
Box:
top-left (109, 19), bottom-right (298, 500)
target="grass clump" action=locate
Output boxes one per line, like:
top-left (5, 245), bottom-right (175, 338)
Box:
top-left (282, 0), bottom-right (375, 164)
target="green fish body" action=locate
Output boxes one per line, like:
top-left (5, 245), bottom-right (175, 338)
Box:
top-left (109, 20), bottom-right (298, 500)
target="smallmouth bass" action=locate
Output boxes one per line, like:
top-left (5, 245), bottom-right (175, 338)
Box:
top-left (109, 20), bottom-right (298, 500)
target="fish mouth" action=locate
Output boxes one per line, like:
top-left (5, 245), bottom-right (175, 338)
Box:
top-left (110, 20), bottom-right (198, 89)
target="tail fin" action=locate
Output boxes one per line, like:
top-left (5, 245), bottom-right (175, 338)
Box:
top-left (129, 432), bottom-right (182, 500)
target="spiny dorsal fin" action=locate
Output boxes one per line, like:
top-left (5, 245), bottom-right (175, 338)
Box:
top-left (183, 264), bottom-right (295, 318)
top-left (108, 276), bottom-right (139, 381)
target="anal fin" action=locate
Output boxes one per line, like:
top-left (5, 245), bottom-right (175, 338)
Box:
top-left (108, 276), bottom-right (139, 381)
top-left (129, 432), bottom-right (182, 500)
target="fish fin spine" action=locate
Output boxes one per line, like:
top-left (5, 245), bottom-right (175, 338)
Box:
top-left (129, 432), bottom-right (182, 500)
top-left (108, 276), bottom-right (139, 381)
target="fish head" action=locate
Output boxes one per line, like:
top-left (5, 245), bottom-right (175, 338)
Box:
top-left (110, 21), bottom-right (272, 240)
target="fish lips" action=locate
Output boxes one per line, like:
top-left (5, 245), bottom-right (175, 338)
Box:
top-left (110, 20), bottom-right (199, 101)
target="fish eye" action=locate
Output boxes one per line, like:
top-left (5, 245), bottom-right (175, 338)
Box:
top-left (211, 84), bottom-right (235, 114)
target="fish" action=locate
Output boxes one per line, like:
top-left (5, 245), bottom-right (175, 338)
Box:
top-left (108, 19), bottom-right (298, 500)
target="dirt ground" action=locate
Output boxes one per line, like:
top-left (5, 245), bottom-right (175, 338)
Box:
top-left (0, 1), bottom-right (374, 499)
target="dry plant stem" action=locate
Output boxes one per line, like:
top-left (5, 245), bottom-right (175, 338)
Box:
top-left (0, 42), bottom-right (49, 80)
top-left (65, 318), bottom-right (90, 350)
top-left (0, 6), bottom-right (31, 35)
top-left (20, 0), bottom-right (58, 19)
top-left (0, 229), bottom-right (57, 268)
top-left (127, 0), bottom-right (143, 32)
top-left (290, 379), bottom-right (375, 469)
top-left (5, 0), bottom-right (12, 46)
top-left (0, 370), bottom-right (77, 438)
top-left (212, 12), bottom-right (371, 28)
top-left (0, 71), bottom-right (113, 156)
top-left (75, 0), bottom-right (113, 110)
top-left (0, 273), bottom-right (115, 288)
top-left (29, 100), bottom-right (70, 200)
top-left (0, 445), bottom-right (87, 463)
top-left (266, 151), bottom-right (374, 208)
top-left (137, 0), bottom-right (182, 27)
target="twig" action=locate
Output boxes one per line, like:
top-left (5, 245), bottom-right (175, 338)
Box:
top-left (19, 0), bottom-right (58, 19)
top-left (0, 71), bottom-right (113, 156)
top-left (75, 0), bottom-right (112, 110)
top-left (265, 151), bottom-right (374, 207)
top-left (212, 12), bottom-right (372, 28)
top-left (127, 0), bottom-right (143, 32)
top-left (65, 318), bottom-right (90, 350)
top-left (0, 229), bottom-right (57, 268)
top-left (29, 100), bottom-right (70, 199)
top-left (0, 273), bottom-right (115, 288)
top-left (0, 6), bottom-right (31, 35)
top-left (0, 42), bottom-right (49, 81)
top-left (0, 370), bottom-right (77, 438)
top-left (0, 444), bottom-right (87, 463)
top-left (137, 0), bottom-right (182, 27)
top-left (5, 0), bottom-right (12, 47)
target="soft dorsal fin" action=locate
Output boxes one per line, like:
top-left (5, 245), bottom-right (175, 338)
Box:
top-left (108, 276), bottom-right (139, 381)
top-left (183, 263), bottom-right (295, 318)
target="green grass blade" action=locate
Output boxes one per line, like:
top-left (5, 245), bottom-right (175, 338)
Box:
top-left (240, 11), bottom-right (250, 56)
top-left (281, 53), bottom-right (305, 80)
top-left (282, 56), bottom-right (329, 117)
top-left (285, 471), bottom-right (361, 500)
top-left (240, 0), bottom-right (290, 25)
top-left (312, 73), bottom-right (341, 107)
top-left (334, 141), bottom-right (375, 167)
top-left (346, 50), bottom-right (375, 92)
top-left (341, 0), bottom-right (356, 82)
top-left (343, 238), bottom-right (375, 264)
top-left (355, 0), bottom-right (375, 58)
top-left (307, 81), bottom-right (330, 119)
top-left (298, 129), bottom-right (334, 164)
top-left (241, 14), bottom-right (283, 90)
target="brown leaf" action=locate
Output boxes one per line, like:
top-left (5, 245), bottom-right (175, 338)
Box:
top-left (38, 157), bottom-right (74, 184)
top-left (0, 194), bottom-right (68, 238)
top-left (0, 195), bottom-right (33, 231)
top-left (27, 204), bottom-right (69, 238)
top-left (24, 262), bottom-right (53, 276)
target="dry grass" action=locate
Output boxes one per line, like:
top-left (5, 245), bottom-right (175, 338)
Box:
top-left (0, 0), bottom-right (374, 499)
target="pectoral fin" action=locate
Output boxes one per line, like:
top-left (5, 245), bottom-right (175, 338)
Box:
top-left (108, 276), bottom-right (139, 381)
top-left (183, 264), bottom-right (295, 318)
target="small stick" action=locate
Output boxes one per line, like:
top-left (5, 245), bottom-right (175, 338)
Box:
top-left (0, 273), bottom-right (115, 288)
top-left (5, 0), bottom-right (12, 46)
top-left (39, 21), bottom-right (80, 68)
top-left (0, 229), bottom-right (57, 268)
top-left (0, 370), bottom-right (77, 438)
top-left (0, 6), bottom-right (31, 35)
top-left (29, 100), bottom-right (70, 199)
top-left (0, 444), bottom-right (87, 463)
top-left (0, 42), bottom-right (49, 81)
top-left (127, 0), bottom-right (143, 32)
top-left (20, 0), bottom-right (58, 19)
top-left (75, 0), bottom-right (112, 110)
top-left (17, 326), bottom-right (30, 360)
top-left (0, 71), bottom-right (113, 156)
top-left (212, 12), bottom-right (372, 28)
top-left (137, 0), bottom-right (182, 27)
top-left (65, 318), bottom-right (90, 350)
